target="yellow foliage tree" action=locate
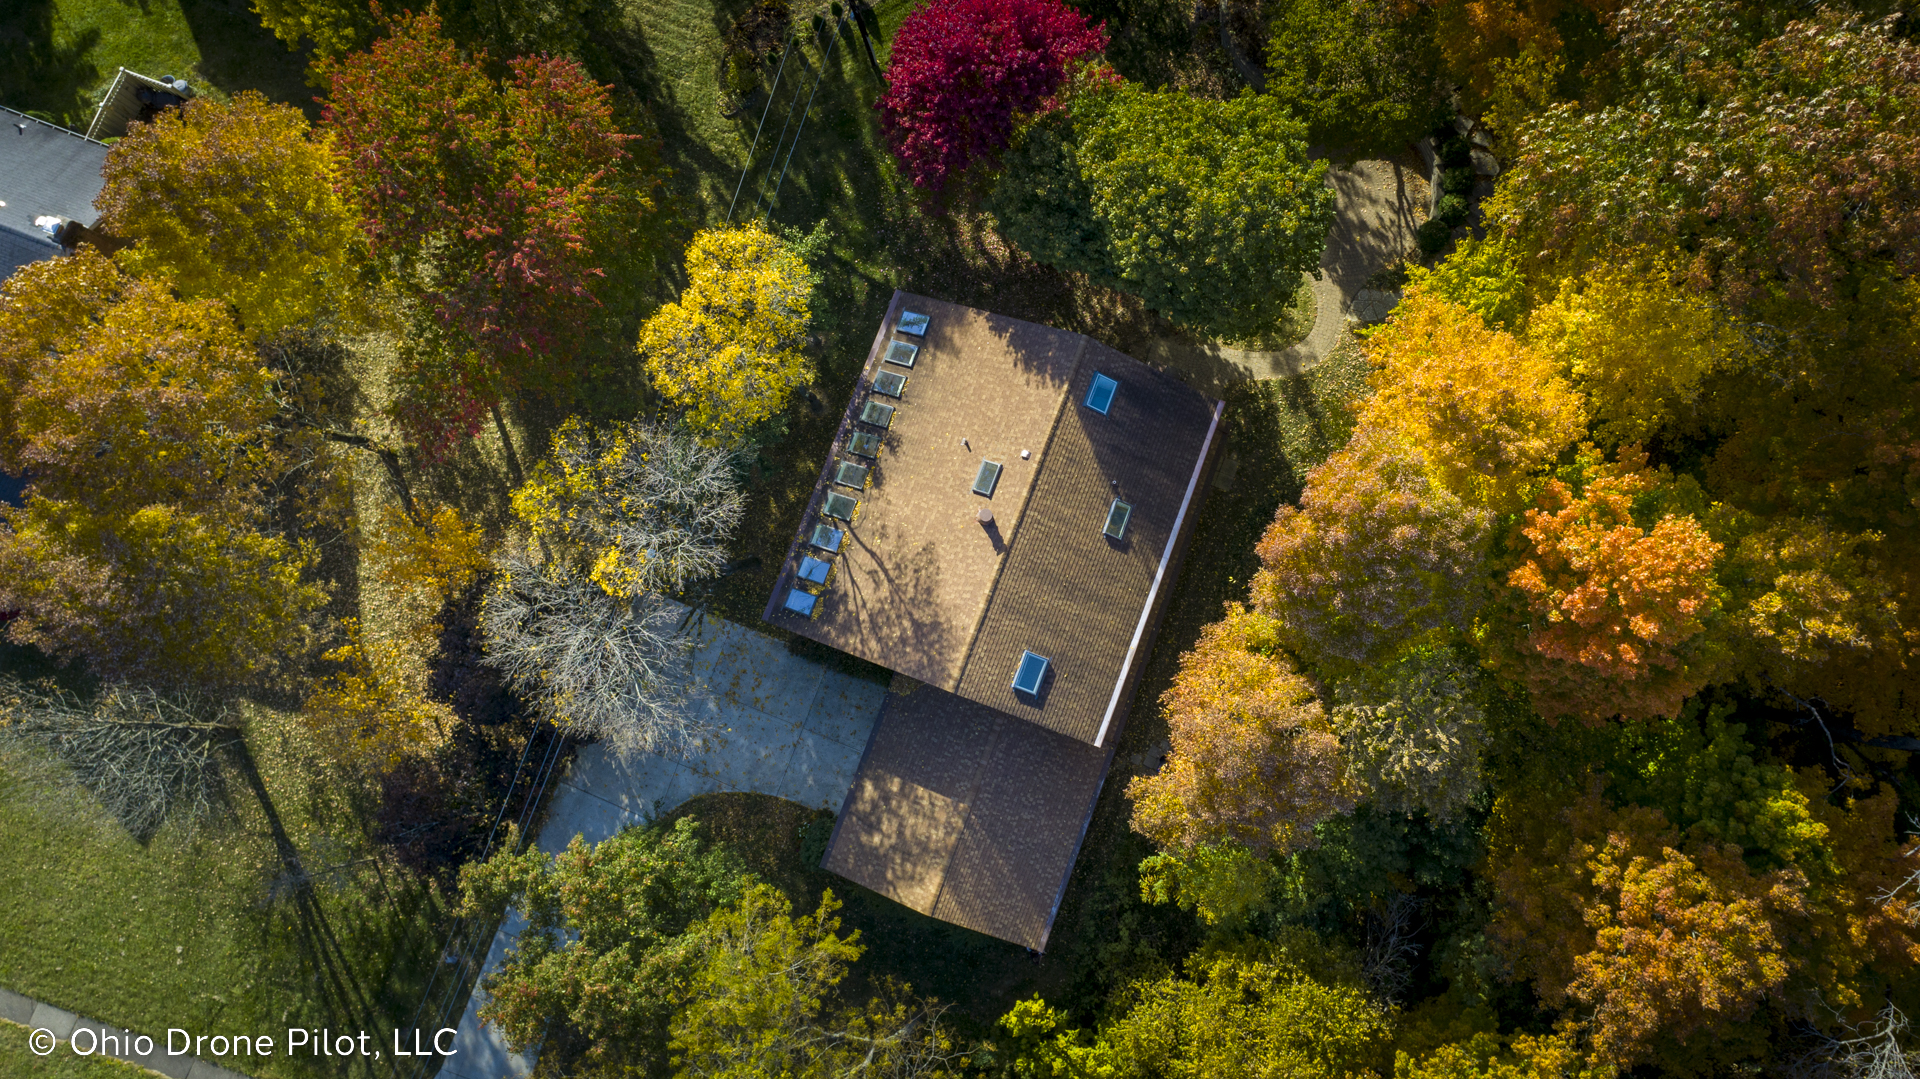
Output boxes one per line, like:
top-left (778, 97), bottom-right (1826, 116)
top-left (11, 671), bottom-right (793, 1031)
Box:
top-left (305, 618), bottom-right (454, 775)
top-left (1527, 260), bottom-right (1745, 447)
top-left (637, 225), bottom-right (813, 443)
top-left (1360, 289), bottom-right (1586, 514)
top-left (0, 251), bottom-right (325, 688)
top-left (1129, 604), bottom-right (1356, 856)
top-left (367, 502), bottom-right (493, 643)
top-left (96, 93), bottom-right (359, 337)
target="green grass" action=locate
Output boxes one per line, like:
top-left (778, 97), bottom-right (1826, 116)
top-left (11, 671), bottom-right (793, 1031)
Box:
top-left (0, 1022), bottom-right (148, 1078)
top-left (0, 707), bottom-right (448, 1079)
top-left (0, 0), bottom-right (313, 128)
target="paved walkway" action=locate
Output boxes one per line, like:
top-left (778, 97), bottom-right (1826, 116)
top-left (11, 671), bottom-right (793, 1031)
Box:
top-left (1, 989), bottom-right (252, 1079)
top-left (442, 611), bottom-right (888, 1079)
top-left (1147, 156), bottom-right (1426, 389)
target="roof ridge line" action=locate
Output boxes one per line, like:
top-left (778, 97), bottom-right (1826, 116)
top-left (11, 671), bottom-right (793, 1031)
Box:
top-left (950, 332), bottom-right (1090, 691)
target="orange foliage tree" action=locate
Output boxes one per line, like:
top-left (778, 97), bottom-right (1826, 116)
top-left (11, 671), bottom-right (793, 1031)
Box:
top-left (1488, 786), bottom-right (1804, 1068)
top-left (1128, 604), bottom-right (1355, 856)
top-left (1502, 450), bottom-right (1723, 723)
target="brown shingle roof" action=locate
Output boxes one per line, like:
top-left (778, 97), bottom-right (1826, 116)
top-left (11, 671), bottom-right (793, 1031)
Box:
top-left (822, 683), bottom-right (1111, 951)
top-left (765, 292), bottom-right (1222, 747)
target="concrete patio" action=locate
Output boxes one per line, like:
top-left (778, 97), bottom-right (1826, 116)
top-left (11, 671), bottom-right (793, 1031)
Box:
top-left (441, 611), bottom-right (887, 1079)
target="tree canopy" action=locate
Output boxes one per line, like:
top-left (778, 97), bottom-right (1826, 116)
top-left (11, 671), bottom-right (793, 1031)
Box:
top-left (637, 226), bottom-right (815, 443)
top-left (96, 92), bottom-right (359, 337)
top-left (0, 251), bottom-right (324, 689)
top-left (993, 77), bottom-right (1336, 339)
top-left (877, 0), bottom-right (1107, 191)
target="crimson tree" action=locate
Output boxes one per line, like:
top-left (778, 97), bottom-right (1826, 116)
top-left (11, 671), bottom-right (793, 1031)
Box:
top-left (877, 0), bottom-right (1106, 191)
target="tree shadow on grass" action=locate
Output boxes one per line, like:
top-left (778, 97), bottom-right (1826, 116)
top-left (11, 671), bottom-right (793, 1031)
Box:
top-left (175, 0), bottom-right (315, 115)
top-left (0, 0), bottom-right (102, 126)
top-left (226, 733), bottom-right (438, 1078)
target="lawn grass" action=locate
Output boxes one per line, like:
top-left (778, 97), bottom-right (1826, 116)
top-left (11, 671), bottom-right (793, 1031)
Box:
top-left (0, 1021), bottom-right (148, 1079)
top-left (1, 0), bottom-right (313, 129)
top-left (0, 706), bottom-right (448, 1079)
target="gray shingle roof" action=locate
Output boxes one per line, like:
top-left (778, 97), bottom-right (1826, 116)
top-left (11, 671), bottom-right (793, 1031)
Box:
top-left (0, 106), bottom-right (109, 279)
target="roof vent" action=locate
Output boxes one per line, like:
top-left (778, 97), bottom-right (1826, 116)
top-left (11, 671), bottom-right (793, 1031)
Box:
top-left (810, 523), bottom-right (844, 552)
top-left (1084, 372), bottom-right (1118, 414)
top-left (1104, 498), bottom-right (1132, 540)
top-left (884, 340), bottom-right (918, 367)
top-left (846, 431), bottom-right (881, 458)
top-left (797, 555), bottom-right (831, 584)
top-left (1012, 651), bottom-right (1049, 695)
top-left (897, 311), bottom-right (930, 336)
top-left (783, 588), bottom-right (819, 617)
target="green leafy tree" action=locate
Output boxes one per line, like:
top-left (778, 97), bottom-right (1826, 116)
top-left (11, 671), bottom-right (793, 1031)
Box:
top-left (454, 817), bottom-right (750, 1075)
top-left (996, 950), bottom-right (1390, 1079)
top-left (994, 77), bottom-right (1336, 339)
top-left (637, 225), bottom-right (815, 444)
top-left (0, 251), bottom-right (325, 689)
top-left (1265, 0), bottom-right (1442, 154)
top-left (671, 884), bottom-right (965, 1078)
top-left (96, 92), bottom-right (360, 337)
top-left (1491, 1), bottom-right (1920, 309)
top-left (1330, 650), bottom-right (1488, 820)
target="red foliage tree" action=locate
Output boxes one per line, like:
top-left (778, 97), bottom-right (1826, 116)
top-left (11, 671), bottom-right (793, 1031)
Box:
top-left (877, 0), bottom-right (1106, 191)
top-left (320, 10), bottom-right (647, 455)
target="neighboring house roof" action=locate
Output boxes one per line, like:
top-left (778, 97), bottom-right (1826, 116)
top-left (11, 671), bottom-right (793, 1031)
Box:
top-left (0, 107), bottom-right (109, 279)
top-left (764, 292), bottom-right (1223, 747)
top-left (822, 684), bottom-right (1111, 952)
top-left (86, 68), bottom-right (195, 143)
top-left (771, 291), bottom-right (1223, 951)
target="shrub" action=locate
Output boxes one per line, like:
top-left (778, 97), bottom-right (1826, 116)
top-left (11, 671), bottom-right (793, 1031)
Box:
top-left (1439, 135), bottom-right (1472, 167)
top-left (1442, 165), bottom-right (1475, 195)
top-left (1436, 193), bottom-right (1469, 225)
top-left (1418, 217), bottom-right (1453, 256)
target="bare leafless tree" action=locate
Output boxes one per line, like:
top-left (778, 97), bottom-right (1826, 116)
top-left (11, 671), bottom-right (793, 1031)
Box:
top-left (532, 418), bottom-right (746, 597)
top-left (481, 554), bottom-right (710, 758)
top-left (1360, 891), bottom-right (1426, 1005)
top-left (0, 678), bottom-right (234, 840)
top-left (1785, 1006), bottom-right (1920, 1079)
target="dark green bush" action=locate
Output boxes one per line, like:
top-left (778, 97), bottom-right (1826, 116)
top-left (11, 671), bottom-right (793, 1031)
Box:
top-left (1436, 193), bottom-right (1469, 225)
top-left (1442, 166), bottom-right (1475, 196)
top-left (1417, 217), bottom-right (1452, 256)
top-left (1440, 136), bottom-right (1472, 167)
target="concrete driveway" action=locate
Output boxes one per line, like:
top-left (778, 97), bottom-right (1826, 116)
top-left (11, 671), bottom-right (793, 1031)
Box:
top-left (441, 611), bottom-right (887, 1079)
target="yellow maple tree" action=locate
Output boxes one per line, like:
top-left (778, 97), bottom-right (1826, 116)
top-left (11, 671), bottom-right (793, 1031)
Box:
top-left (1360, 288), bottom-right (1586, 514)
top-left (97, 92), bottom-right (359, 337)
top-left (637, 225), bottom-right (813, 443)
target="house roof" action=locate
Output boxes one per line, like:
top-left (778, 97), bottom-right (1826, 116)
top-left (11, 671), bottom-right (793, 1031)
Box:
top-left (822, 682), bottom-right (1111, 952)
top-left (0, 107), bottom-right (108, 279)
top-left (764, 292), bottom-right (1223, 747)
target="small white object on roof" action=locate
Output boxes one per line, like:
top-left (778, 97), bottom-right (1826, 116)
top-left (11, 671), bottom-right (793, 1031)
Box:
top-left (1020, 449), bottom-right (1031, 460)
top-left (33, 215), bottom-right (62, 236)
top-left (976, 506), bottom-right (994, 524)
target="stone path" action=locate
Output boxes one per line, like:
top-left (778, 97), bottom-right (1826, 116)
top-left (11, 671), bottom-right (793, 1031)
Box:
top-left (441, 611), bottom-right (888, 1079)
top-left (1147, 156), bottom-right (1426, 390)
top-left (1, 989), bottom-right (252, 1079)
